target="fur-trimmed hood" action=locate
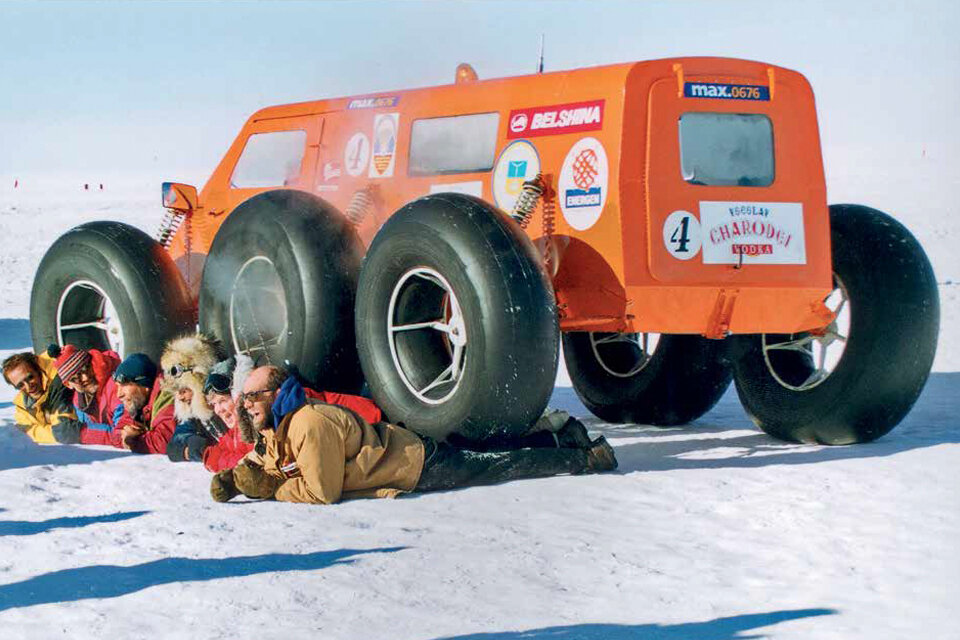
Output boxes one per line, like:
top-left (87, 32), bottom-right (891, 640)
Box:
top-left (160, 333), bottom-right (224, 423)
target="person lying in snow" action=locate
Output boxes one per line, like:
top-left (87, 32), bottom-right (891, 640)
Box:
top-left (2, 349), bottom-right (79, 444)
top-left (201, 355), bottom-right (383, 473)
top-left (51, 344), bottom-right (121, 445)
top-left (160, 334), bottom-right (229, 464)
top-left (111, 353), bottom-right (177, 454)
top-left (209, 366), bottom-right (616, 504)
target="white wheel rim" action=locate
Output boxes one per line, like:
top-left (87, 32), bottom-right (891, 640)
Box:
top-left (762, 275), bottom-right (851, 391)
top-left (229, 256), bottom-right (288, 361)
top-left (56, 280), bottom-right (124, 355)
top-left (589, 332), bottom-right (659, 378)
top-left (387, 267), bottom-right (467, 405)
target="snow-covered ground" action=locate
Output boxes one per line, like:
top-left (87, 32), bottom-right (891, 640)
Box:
top-left (0, 183), bottom-right (957, 639)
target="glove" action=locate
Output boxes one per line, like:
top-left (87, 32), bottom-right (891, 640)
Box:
top-left (233, 461), bottom-right (283, 500)
top-left (210, 469), bottom-right (241, 503)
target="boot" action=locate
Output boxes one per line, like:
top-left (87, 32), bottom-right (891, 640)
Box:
top-left (586, 436), bottom-right (618, 472)
top-left (555, 417), bottom-right (593, 449)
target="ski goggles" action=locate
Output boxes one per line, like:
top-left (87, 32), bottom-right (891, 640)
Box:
top-left (203, 372), bottom-right (232, 396)
top-left (165, 364), bottom-right (195, 379)
top-left (113, 372), bottom-right (152, 387)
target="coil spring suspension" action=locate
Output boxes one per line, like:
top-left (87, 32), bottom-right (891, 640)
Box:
top-left (345, 186), bottom-right (376, 226)
top-left (509, 173), bottom-right (545, 229)
top-left (156, 209), bottom-right (186, 249)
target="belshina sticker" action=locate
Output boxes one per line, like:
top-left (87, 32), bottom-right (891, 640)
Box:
top-left (344, 132), bottom-right (370, 178)
top-left (492, 140), bottom-right (541, 212)
top-left (370, 113), bottom-right (399, 178)
top-left (558, 137), bottom-right (608, 231)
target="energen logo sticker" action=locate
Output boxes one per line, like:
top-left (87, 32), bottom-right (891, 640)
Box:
top-left (507, 100), bottom-right (604, 139)
top-left (558, 137), bottom-right (608, 231)
top-left (684, 83), bottom-right (770, 101)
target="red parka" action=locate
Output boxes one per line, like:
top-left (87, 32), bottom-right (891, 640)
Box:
top-left (71, 349), bottom-right (122, 445)
top-left (111, 377), bottom-right (176, 454)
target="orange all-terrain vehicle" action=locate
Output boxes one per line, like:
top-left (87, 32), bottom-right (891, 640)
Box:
top-left (31, 57), bottom-right (939, 444)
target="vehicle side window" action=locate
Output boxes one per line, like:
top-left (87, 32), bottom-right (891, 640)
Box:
top-left (409, 112), bottom-right (500, 176)
top-left (230, 130), bottom-right (308, 188)
top-left (679, 113), bottom-right (774, 187)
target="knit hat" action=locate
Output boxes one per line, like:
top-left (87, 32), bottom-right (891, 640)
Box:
top-left (113, 353), bottom-right (158, 388)
top-left (161, 333), bottom-right (224, 423)
top-left (54, 344), bottom-right (91, 383)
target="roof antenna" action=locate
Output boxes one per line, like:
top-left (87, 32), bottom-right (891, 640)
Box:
top-left (537, 34), bottom-right (545, 73)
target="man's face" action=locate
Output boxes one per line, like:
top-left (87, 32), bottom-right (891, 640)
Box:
top-left (241, 367), bottom-right (277, 432)
top-left (116, 382), bottom-right (150, 417)
top-left (63, 361), bottom-right (98, 396)
top-left (8, 363), bottom-right (44, 400)
top-left (207, 391), bottom-right (238, 430)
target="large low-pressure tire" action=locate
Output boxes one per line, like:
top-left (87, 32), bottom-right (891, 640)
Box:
top-left (563, 332), bottom-right (732, 425)
top-left (355, 193), bottom-right (559, 441)
top-left (30, 221), bottom-right (194, 361)
top-left (199, 190), bottom-right (364, 393)
top-left (731, 204), bottom-right (939, 444)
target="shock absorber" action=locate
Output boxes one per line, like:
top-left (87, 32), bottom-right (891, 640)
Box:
top-left (345, 186), bottom-right (376, 227)
top-left (509, 173), bottom-right (545, 229)
top-left (155, 209), bottom-right (185, 249)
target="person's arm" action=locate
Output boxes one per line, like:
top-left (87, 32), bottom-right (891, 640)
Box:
top-left (130, 403), bottom-right (176, 455)
top-left (274, 418), bottom-right (345, 504)
top-left (13, 401), bottom-right (58, 444)
top-left (202, 430), bottom-right (254, 473)
top-left (166, 422), bottom-right (198, 462)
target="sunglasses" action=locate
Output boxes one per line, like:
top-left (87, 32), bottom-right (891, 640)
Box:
top-left (203, 372), bottom-right (232, 395)
top-left (113, 373), bottom-right (151, 386)
top-left (240, 387), bottom-right (276, 404)
top-left (165, 364), bottom-right (195, 379)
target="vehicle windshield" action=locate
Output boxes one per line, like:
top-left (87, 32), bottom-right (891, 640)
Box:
top-left (679, 112), bottom-right (774, 187)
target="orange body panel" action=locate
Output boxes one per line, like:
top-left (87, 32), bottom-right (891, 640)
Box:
top-left (165, 57), bottom-right (834, 337)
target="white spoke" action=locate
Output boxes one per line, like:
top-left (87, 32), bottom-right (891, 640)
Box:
top-left (765, 335), bottom-right (816, 354)
top-left (418, 364), bottom-right (455, 396)
top-left (59, 320), bottom-right (109, 331)
top-left (391, 319), bottom-right (449, 333)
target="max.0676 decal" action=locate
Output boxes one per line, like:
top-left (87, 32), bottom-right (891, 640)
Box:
top-left (370, 113), bottom-right (399, 178)
top-left (684, 82), bottom-right (770, 101)
top-left (492, 140), bottom-right (541, 211)
top-left (558, 137), bottom-right (608, 231)
top-left (343, 132), bottom-right (370, 177)
top-left (507, 100), bottom-right (604, 139)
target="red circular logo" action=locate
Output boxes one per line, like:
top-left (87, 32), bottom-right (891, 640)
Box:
top-left (572, 148), bottom-right (598, 189)
top-left (510, 113), bottom-right (528, 133)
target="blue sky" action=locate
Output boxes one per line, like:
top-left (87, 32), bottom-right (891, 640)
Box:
top-left (1, 0), bottom-right (957, 197)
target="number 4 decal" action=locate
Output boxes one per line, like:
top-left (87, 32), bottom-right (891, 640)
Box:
top-left (662, 210), bottom-right (702, 260)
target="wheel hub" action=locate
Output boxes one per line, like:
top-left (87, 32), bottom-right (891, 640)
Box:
top-left (762, 275), bottom-right (850, 391)
top-left (56, 280), bottom-right (124, 355)
top-left (387, 267), bottom-right (467, 405)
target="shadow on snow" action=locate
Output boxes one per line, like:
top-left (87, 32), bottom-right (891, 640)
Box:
top-left (0, 546), bottom-right (407, 611)
top-left (549, 372), bottom-right (959, 473)
top-left (431, 608), bottom-right (836, 639)
top-left (0, 444), bottom-right (131, 472)
top-left (0, 319), bottom-right (31, 351)
top-left (0, 510), bottom-right (149, 536)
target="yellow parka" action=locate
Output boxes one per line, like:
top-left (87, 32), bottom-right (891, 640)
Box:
top-left (12, 353), bottom-right (77, 444)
